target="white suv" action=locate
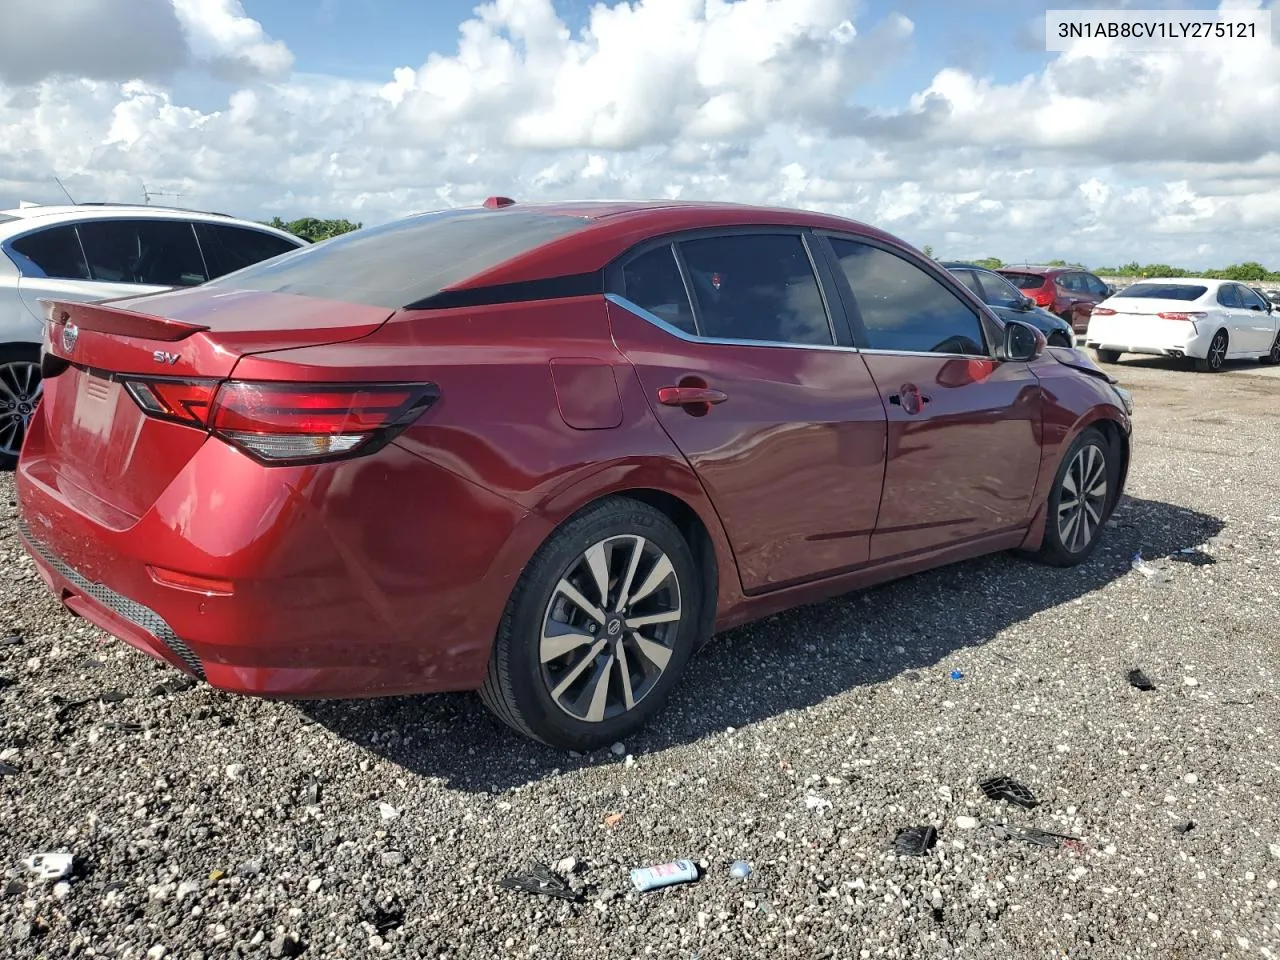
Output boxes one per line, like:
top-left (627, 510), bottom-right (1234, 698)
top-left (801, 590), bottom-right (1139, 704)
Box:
top-left (0, 203), bottom-right (306, 465)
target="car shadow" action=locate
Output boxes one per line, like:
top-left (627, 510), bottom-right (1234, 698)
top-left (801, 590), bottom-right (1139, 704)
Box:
top-left (1104, 356), bottom-right (1270, 375)
top-left (295, 495), bottom-right (1222, 792)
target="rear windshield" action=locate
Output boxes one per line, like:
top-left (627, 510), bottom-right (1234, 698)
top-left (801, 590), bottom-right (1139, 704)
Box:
top-left (1116, 283), bottom-right (1207, 301)
top-left (999, 272), bottom-right (1046, 289)
top-left (202, 208), bottom-right (591, 308)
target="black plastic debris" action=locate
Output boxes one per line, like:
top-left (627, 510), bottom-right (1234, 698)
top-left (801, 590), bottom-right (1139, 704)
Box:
top-left (0, 635), bottom-right (23, 647)
top-left (3, 879), bottom-right (25, 897)
top-left (1171, 549), bottom-right (1215, 566)
top-left (104, 721), bottom-right (142, 734)
top-left (500, 861), bottom-right (585, 902)
top-left (979, 776), bottom-right (1039, 809)
top-left (361, 897), bottom-right (405, 935)
top-left (1127, 669), bottom-right (1156, 692)
top-left (1173, 820), bottom-right (1195, 836)
top-left (893, 826), bottom-right (938, 857)
top-left (150, 676), bottom-right (198, 697)
top-left (99, 690), bottom-right (128, 704)
top-left (0, 762), bottom-right (19, 777)
top-left (0, 676), bottom-right (14, 689)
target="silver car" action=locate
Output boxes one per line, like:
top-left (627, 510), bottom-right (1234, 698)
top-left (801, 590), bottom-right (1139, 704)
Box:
top-left (0, 203), bottom-right (306, 465)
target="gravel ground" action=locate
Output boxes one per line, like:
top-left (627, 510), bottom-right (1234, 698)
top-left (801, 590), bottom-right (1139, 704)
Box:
top-left (2, 360), bottom-right (1279, 959)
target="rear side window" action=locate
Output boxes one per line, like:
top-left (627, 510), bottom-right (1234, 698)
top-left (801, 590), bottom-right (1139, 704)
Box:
top-left (621, 246), bottom-right (696, 335)
top-left (1216, 284), bottom-right (1242, 308)
top-left (197, 223), bottom-right (301, 277)
top-left (203, 209), bottom-right (591, 308)
top-left (78, 220), bottom-right (208, 286)
top-left (8, 226), bottom-right (89, 280)
top-left (1083, 273), bottom-right (1109, 297)
top-left (975, 271), bottom-right (1025, 309)
top-left (677, 234), bottom-right (833, 346)
top-left (1000, 272), bottom-right (1046, 290)
top-left (952, 270), bottom-right (984, 298)
top-left (829, 239), bottom-right (987, 355)
top-left (1120, 283), bottom-right (1207, 301)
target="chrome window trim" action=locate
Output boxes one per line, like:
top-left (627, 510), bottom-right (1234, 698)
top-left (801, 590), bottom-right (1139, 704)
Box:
top-left (605, 293), bottom-right (864, 354)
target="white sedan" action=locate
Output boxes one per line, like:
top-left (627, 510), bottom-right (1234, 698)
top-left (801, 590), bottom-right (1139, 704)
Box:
top-left (1085, 278), bottom-right (1280, 372)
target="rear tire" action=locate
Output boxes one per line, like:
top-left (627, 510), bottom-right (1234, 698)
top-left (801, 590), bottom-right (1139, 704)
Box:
top-left (1194, 330), bottom-right (1228, 372)
top-left (479, 496), bottom-right (703, 750)
top-left (1260, 332), bottom-right (1280, 365)
top-left (0, 344), bottom-right (43, 470)
top-left (1094, 348), bottom-right (1120, 364)
top-left (1028, 427), bottom-right (1115, 568)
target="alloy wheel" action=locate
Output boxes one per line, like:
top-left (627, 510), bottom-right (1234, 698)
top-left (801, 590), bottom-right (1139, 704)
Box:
top-left (1057, 443), bottom-right (1108, 554)
top-left (539, 534), bottom-right (682, 723)
top-left (0, 359), bottom-right (42, 458)
top-left (1208, 332), bottom-right (1227, 370)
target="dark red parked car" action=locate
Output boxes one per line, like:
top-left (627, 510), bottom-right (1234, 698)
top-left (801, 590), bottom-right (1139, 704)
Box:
top-left (18, 201), bottom-right (1133, 749)
top-left (997, 266), bottom-right (1114, 334)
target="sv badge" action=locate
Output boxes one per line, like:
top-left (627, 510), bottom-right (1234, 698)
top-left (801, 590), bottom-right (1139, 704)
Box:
top-left (153, 351), bottom-right (180, 365)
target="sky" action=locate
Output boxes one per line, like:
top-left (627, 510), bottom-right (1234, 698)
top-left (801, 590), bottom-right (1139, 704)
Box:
top-left (1, 0), bottom-right (1278, 267)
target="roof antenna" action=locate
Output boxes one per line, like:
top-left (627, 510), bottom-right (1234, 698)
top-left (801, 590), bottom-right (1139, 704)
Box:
top-left (53, 176), bottom-right (76, 205)
top-left (141, 182), bottom-right (183, 205)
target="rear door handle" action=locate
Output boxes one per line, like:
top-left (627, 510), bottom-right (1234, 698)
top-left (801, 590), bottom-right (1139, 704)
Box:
top-left (657, 386), bottom-right (728, 406)
top-left (888, 393), bottom-right (931, 406)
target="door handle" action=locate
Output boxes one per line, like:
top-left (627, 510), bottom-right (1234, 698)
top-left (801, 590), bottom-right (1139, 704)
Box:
top-left (888, 393), bottom-right (931, 406)
top-left (657, 386), bottom-right (728, 407)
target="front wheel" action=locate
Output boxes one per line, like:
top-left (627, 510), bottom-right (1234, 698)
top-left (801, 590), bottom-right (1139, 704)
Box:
top-left (480, 497), bottom-right (703, 750)
top-left (1194, 330), bottom-right (1228, 372)
top-left (0, 345), bottom-right (43, 470)
top-left (1030, 427), bottom-right (1115, 568)
top-left (1094, 348), bottom-right (1120, 364)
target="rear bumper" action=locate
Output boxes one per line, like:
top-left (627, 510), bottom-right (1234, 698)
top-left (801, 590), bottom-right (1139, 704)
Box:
top-left (16, 435), bottom-right (531, 699)
top-left (1086, 318), bottom-right (1215, 359)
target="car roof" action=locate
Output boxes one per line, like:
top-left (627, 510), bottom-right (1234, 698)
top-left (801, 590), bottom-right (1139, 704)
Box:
top-left (996, 265), bottom-right (1085, 276)
top-left (939, 261), bottom-right (999, 272)
top-left (1114, 277), bottom-right (1222, 287)
top-left (0, 203), bottom-right (304, 244)
top-left (358, 199), bottom-right (913, 293)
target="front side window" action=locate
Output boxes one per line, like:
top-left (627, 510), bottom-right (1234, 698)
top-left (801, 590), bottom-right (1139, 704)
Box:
top-left (1237, 285), bottom-right (1268, 310)
top-left (952, 270), bottom-right (984, 299)
top-left (621, 245), bottom-right (697, 335)
top-left (829, 239), bottom-right (987, 355)
top-left (1216, 284), bottom-right (1241, 308)
top-left (676, 234), bottom-right (833, 346)
top-left (7, 226), bottom-right (89, 280)
top-left (1084, 273), bottom-right (1109, 297)
top-left (77, 220), bottom-right (208, 286)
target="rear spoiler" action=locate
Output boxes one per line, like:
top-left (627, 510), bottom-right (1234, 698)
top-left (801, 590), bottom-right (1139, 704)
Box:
top-left (41, 299), bottom-right (209, 343)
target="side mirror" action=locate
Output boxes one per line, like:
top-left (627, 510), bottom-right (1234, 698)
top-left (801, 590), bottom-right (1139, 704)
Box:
top-left (1103, 284), bottom-right (1115, 297)
top-left (1018, 296), bottom-right (1035, 310)
top-left (1002, 320), bottom-right (1044, 362)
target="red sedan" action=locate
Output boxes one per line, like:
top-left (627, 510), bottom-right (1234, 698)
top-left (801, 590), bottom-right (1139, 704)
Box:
top-left (17, 200), bottom-right (1132, 750)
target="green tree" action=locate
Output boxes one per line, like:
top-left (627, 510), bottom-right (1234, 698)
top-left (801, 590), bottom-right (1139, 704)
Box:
top-left (972, 257), bottom-right (1003, 270)
top-left (264, 216), bottom-right (362, 242)
top-left (922, 244), bottom-right (934, 259)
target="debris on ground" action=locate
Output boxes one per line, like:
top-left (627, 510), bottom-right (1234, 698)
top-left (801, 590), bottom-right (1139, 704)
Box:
top-left (0, 761), bottom-right (18, 776)
top-left (23, 853), bottom-right (74, 881)
top-left (979, 775), bottom-right (1039, 809)
top-left (1130, 552), bottom-right (1172, 582)
top-left (630, 859), bottom-right (699, 892)
top-left (553, 856), bottom-right (578, 875)
top-left (1174, 821), bottom-right (1195, 836)
top-left (729, 861), bottom-right (752, 880)
top-left (360, 896), bottom-right (406, 934)
top-left (949, 669), bottom-right (964, 681)
top-left (1171, 548), bottom-right (1216, 566)
top-left (804, 794), bottom-right (831, 811)
top-left (603, 812), bottom-right (624, 828)
top-left (995, 826), bottom-right (1084, 849)
top-left (1127, 668), bottom-right (1156, 691)
top-left (500, 861), bottom-right (584, 901)
top-left (0, 635), bottom-right (22, 647)
top-left (893, 825), bottom-right (938, 857)
top-left (150, 677), bottom-right (198, 696)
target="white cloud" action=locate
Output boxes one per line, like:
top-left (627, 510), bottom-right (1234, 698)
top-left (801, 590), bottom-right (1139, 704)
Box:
top-left (0, 0), bottom-right (1278, 268)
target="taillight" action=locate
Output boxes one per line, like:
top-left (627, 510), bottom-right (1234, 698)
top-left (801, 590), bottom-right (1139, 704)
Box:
top-left (1092, 307), bottom-right (1117, 316)
top-left (121, 379), bottom-right (439, 465)
top-left (123, 378), bottom-right (218, 426)
top-left (1157, 312), bottom-right (1207, 321)
top-left (1033, 289), bottom-right (1053, 306)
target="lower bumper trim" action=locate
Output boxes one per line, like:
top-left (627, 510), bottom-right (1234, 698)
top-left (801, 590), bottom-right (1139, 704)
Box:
top-left (18, 519), bottom-right (206, 680)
